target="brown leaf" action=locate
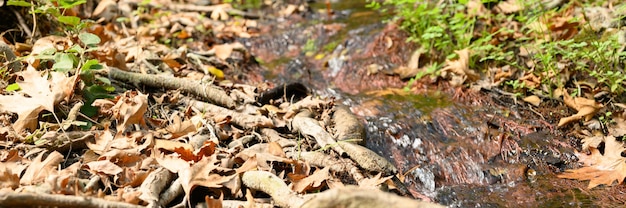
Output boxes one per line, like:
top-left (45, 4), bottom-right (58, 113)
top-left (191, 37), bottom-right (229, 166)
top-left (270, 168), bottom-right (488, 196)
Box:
top-left (558, 92), bottom-right (603, 126)
top-left (494, 0), bottom-right (524, 14)
top-left (111, 91), bottom-right (149, 133)
top-left (523, 95), bottom-right (541, 107)
top-left (291, 167), bottom-right (330, 193)
top-left (267, 141), bottom-right (286, 158)
top-left (84, 160), bottom-right (124, 175)
top-left (558, 136), bottom-right (626, 188)
top-left (0, 167), bottom-right (20, 189)
top-left (164, 115), bottom-right (197, 139)
top-left (179, 155), bottom-right (232, 195)
top-left (440, 49), bottom-right (479, 86)
top-left (0, 69), bottom-right (75, 132)
top-left (20, 151), bottom-right (63, 185)
top-left (212, 42), bottom-right (244, 60)
top-left (358, 173), bottom-right (393, 189)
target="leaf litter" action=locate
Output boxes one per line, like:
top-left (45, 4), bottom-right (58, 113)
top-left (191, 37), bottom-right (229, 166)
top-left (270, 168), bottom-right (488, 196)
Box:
top-left (0, 0), bottom-right (445, 207)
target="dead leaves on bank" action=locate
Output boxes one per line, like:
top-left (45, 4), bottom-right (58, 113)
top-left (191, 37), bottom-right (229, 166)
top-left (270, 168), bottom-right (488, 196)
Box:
top-left (0, 68), bottom-right (75, 132)
top-left (559, 135), bottom-right (626, 189)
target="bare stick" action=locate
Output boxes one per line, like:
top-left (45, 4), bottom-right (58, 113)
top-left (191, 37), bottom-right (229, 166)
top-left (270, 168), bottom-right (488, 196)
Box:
top-left (0, 191), bottom-right (144, 208)
top-left (139, 167), bottom-right (174, 206)
top-left (107, 66), bottom-right (236, 109)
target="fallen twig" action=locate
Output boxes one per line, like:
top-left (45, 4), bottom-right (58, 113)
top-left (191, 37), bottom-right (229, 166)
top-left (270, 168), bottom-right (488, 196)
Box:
top-left (106, 66), bottom-right (236, 109)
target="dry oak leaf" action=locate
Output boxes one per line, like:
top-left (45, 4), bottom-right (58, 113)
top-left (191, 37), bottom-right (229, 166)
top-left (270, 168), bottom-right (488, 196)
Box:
top-left (558, 91), bottom-right (603, 126)
top-left (20, 151), bottom-right (63, 185)
top-left (179, 154), bottom-right (235, 195)
top-left (291, 166), bottom-right (330, 193)
top-left (0, 68), bottom-right (75, 132)
top-left (440, 48), bottom-right (479, 86)
top-left (558, 136), bottom-right (626, 188)
top-left (110, 91), bottom-right (149, 133)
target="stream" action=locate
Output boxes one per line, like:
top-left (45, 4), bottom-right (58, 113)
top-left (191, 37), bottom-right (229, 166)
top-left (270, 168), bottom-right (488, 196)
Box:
top-left (243, 1), bottom-right (626, 207)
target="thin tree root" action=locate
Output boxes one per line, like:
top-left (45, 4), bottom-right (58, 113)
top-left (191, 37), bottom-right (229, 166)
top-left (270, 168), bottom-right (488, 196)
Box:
top-left (291, 110), bottom-right (346, 156)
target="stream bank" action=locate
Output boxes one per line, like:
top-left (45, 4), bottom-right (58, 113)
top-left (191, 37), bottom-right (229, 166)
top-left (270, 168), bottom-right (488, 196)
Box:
top-left (245, 1), bottom-right (626, 207)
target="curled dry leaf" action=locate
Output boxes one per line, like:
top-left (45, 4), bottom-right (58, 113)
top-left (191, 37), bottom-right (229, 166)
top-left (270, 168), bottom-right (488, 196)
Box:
top-left (291, 167), bottom-right (330, 193)
top-left (558, 91), bottom-right (603, 127)
top-left (440, 48), bottom-right (479, 86)
top-left (110, 91), bottom-right (149, 133)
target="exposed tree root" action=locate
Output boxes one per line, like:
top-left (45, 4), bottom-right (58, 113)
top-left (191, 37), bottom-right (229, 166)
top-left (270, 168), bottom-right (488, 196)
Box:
top-left (107, 66), bottom-right (236, 109)
top-left (241, 171), bottom-right (306, 208)
top-left (332, 104), bottom-right (366, 145)
top-left (0, 191), bottom-right (144, 208)
top-left (291, 110), bottom-right (346, 156)
top-left (300, 186), bottom-right (446, 208)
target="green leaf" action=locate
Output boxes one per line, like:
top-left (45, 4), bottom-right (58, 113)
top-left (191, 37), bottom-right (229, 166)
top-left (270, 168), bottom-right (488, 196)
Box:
top-left (95, 77), bottom-right (113, 86)
top-left (52, 53), bottom-right (77, 72)
top-left (56, 0), bottom-right (86, 8)
top-left (78, 33), bottom-right (101, 46)
top-left (66, 44), bottom-right (84, 53)
top-left (6, 83), bottom-right (20, 91)
top-left (57, 16), bottom-right (81, 26)
top-left (7, 0), bottom-right (32, 7)
top-left (81, 59), bottom-right (102, 72)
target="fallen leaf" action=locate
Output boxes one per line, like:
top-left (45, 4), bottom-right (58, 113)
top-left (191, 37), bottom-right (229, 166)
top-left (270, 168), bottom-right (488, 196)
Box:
top-left (523, 95), bottom-right (541, 106)
top-left (494, 0), bottom-right (525, 14)
top-left (440, 49), bottom-right (479, 86)
top-left (558, 91), bottom-right (603, 126)
top-left (0, 167), bottom-right (20, 189)
top-left (212, 42), bottom-right (244, 60)
top-left (84, 160), bottom-right (124, 175)
top-left (20, 151), bottom-right (63, 185)
top-left (290, 167), bottom-right (330, 193)
top-left (0, 69), bottom-right (75, 132)
top-left (559, 136), bottom-right (626, 189)
top-left (179, 155), bottom-right (232, 195)
top-left (111, 91), bottom-right (149, 133)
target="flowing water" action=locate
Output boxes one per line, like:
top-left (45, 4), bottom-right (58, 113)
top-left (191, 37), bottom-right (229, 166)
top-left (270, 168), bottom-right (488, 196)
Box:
top-left (244, 1), bottom-right (626, 206)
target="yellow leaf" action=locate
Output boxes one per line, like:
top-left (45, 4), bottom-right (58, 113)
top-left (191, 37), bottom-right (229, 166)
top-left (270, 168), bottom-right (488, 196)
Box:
top-left (207, 66), bottom-right (224, 79)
